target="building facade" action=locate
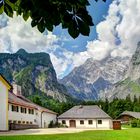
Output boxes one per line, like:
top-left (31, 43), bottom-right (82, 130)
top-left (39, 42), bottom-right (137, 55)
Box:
top-left (117, 111), bottom-right (140, 123)
top-left (0, 75), bottom-right (11, 131)
top-left (58, 105), bottom-right (112, 129)
top-left (0, 74), bottom-right (57, 131)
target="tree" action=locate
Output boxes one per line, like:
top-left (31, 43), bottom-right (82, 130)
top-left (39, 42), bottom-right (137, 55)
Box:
top-left (134, 95), bottom-right (138, 103)
top-left (0, 0), bottom-right (106, 38)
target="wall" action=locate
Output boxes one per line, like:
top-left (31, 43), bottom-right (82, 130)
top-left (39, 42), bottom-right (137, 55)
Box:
top-left (0, 81), bottom-right (8, 131)
top-left (42, 112), bottom-right (56, 128)
top-left (97, 119), bottom-right (112, 128)
top-left (118, 115), bottom-right (134, 123)
top-left (8, 104), bottom-right (38, 125)
top-left (32, 110), bottom-right (56, 128)
top-left (58, 119), bottom-right (112, 129)
top-left (8, 105), bottom-right (57, 128)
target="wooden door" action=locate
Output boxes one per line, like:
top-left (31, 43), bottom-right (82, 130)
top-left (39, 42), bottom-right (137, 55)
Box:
top-left (113, 121), bottom-right (121, 130)
top-left (69, 120), bottom-right (76, 127)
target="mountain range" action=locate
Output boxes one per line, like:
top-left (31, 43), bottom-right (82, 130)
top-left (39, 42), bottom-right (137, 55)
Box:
top-left (0, 49), bottom-right (70, 102)
top-left (101, 42), bottom-right (140, 100)
top-left (60, 56), bottom-right (130, 100)
top-left (1, 42), bottom-right (140, 102)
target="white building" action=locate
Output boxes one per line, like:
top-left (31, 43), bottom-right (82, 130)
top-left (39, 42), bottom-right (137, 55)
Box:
top-left (58, 105), bottom-right (112, 129)
top-left (0, 74), bottom-right (57, 131)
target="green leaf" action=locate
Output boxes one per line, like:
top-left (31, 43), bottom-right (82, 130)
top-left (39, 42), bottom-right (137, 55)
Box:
top-left (9, 0), bottom-right (18, 3)
top-left (4, 3), bottom-right (13, 17)
top-left (23, 11), bottom-right (30, 21)
top-left (31, 19), bottom-right (38, 27)
top-left (68, 21), bottom-right (79, 39)
top-left (45, 22), bottom-right (53, 31)
top-left (0, 4), bottom-right (4, 14)
top-left (78, 20), bottom-right (90, 36)
top-left (37, 22), bottom-right (45, 33)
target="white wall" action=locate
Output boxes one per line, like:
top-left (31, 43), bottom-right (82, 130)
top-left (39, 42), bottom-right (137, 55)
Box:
top-left (0, 81), bottom-right (8, 131)
top-left (8, 104), bottom-right (38, 125)
top-left (97, 119), bottom-right (112, 129)
top-left (8, 105), bottom-right (57, 128)
top-left (58, 119), bottom-right (112, 129)
top-left (36, 111), bottom-right (56, 128)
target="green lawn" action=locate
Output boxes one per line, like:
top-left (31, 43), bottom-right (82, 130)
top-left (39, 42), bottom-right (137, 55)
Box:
top-left (0, 128), bottom-right (140, 140)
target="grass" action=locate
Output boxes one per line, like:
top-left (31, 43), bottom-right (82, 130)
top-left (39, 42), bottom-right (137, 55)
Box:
top-left (0, 128), bottom-right (140, 140)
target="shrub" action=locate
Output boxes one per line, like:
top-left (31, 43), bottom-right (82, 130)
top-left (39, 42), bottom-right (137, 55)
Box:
top-left (137, 119), bottom-right (140, 128)
top-left (131, 119), bottom-right (137, 127)
top-left (48, 121), bottom-right (55, 128)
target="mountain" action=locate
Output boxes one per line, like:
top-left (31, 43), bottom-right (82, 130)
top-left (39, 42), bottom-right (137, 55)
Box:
top-left (60, 56), bottom-right (129, 100)
top-left (103, 42), bottom-right (140, 100)
top-left (0, 49), bottom-right (70, 102)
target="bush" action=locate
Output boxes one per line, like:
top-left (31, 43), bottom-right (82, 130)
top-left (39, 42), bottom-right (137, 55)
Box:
top-left (48, 121), bottom-right (55, 128)
top-left (131, 119), bottom-right (140, 128)
top-left (137, 119), bottom-right (140, 128)
top-left (48, 121), bottom-right (68, 128)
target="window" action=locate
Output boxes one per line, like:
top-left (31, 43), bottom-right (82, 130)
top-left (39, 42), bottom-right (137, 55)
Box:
top-left (26, 121), bottom-right (29, 124)
top-left (98, 120), bottom-right (102, 124)
top-left (13, 120), bottom-right (17, 124)
top-left (21, 107), bottom-right (26, 113)
top-left (22, 121), bottom-right (25, 124)
top-left (62, 120), bottom-right (66, 124)
top-left (28, 109), bottom-right (34, 114)
top-left (25, 108), bottom-right (27, 113)
top-left (30, 122), bottom-right (33, 124)
top-left (88, 120), bottom-right (93, 125)
top-left (8, 120), bottom-right (12, 124)
top-left (11, 105), bottom-right (19, 112)
top-left (80, 120), bottom-right (84, 125)
top-left (18, 121), bottom-right (21, 124)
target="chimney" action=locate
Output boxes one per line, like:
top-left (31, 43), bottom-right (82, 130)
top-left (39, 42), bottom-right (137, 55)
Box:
top-left (12, 83), bottom-right (22, 96)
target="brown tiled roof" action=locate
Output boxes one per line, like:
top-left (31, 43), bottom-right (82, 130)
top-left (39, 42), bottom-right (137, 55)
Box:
top-left (36, 105), bottom-right (57, 115)
top-left (17, 95), bottom-right (57, 114)
top-left (9, 93), bottom-right (57, 115)
top-left (58, 105), bottom-right (111, 119)
top-left (120, 111), bottom-right (140, 119)
top-left (8, 92), bottom-right (37, 109)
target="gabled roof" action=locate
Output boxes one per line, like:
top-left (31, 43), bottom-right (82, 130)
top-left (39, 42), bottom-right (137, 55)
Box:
top-left (0, 74), bottom-right (12, 90)
top-left (58, 105), bottom-right (111, 119)
top-left (119, 111), bottom-right (140, 119)
top-left (8, 92), bottom-right (37, 109)
top-left (17, 95), bottom-right (57, 115)
top-left (9, 93), bottom-right (57, 115)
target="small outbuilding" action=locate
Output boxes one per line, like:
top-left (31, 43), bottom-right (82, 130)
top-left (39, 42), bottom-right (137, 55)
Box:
top-left (117, 111), bottom-right (140, 123)
top-left (58, 105), bottom-right (112, 129)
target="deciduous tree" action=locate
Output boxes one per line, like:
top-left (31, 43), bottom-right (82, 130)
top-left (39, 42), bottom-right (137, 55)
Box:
top-left (0, 0), bottom-right (106, 38)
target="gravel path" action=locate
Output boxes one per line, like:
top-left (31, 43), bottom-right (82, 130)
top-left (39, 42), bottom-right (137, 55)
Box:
top-left (0, 128), bottom-right (111, 136)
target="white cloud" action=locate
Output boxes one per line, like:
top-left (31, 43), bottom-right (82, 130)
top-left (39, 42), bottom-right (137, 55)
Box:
top-left (1, 0), bottom-right (140, 78)
top-left (0, 14), bottom-right (66, 78)
top-left (0, 14), bottom-right (59, 53)
top-left (72, 0), bottom-right (140, 68)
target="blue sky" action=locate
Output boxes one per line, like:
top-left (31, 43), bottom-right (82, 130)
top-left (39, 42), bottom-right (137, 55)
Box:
top-left (53, 0), bottom-right (113, 53)
top-left (0, 0), bottom-right (140, 79)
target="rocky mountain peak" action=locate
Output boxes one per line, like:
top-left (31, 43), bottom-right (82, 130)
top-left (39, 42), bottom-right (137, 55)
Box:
top-left (127, 42), bottom-right (140, 80)
top-left (100, 42), bottom-right (140, 101)
top-left (60, 56), bottom-right (129, 100)
top-left (16, 48), bottom-right (28, 55)
top-left (0, 50), bottom-right (69, 102)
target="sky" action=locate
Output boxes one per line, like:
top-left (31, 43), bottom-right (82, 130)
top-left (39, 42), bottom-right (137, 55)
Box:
top-left (0, 0), bottom-right (140, 79)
